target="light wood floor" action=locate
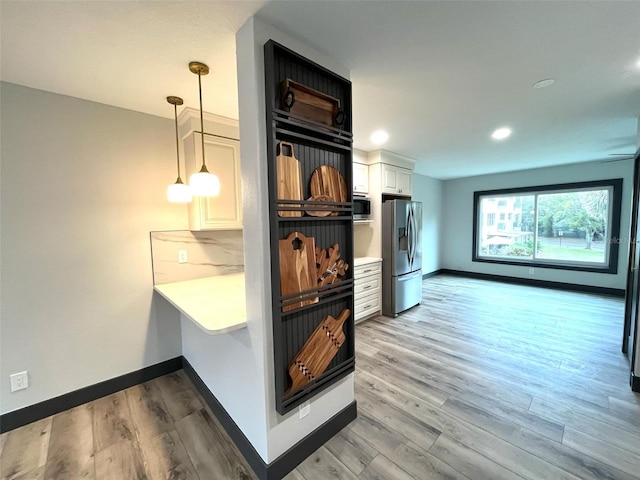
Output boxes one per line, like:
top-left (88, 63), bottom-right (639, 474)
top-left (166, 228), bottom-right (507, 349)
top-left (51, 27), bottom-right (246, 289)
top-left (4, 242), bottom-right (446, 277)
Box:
top-left (2, 275), bottom-right (639, 480)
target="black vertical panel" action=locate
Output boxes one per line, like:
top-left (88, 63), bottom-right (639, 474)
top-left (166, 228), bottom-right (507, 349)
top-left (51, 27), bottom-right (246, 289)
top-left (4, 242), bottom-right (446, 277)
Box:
top-left (265, 40), bottom-right (354, 415)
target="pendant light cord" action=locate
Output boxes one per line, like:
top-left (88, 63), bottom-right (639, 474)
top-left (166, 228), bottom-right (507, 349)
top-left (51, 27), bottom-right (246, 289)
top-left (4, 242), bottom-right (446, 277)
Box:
top-left (198, 72), bottom-right (206, 169)
top-left (174, 103), bottom-right (181, 180)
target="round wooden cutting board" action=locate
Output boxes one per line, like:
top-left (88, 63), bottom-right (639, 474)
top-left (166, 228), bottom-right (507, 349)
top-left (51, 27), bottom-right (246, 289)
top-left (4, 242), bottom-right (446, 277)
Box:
top-left (309, 166), bottom-right (348, 216)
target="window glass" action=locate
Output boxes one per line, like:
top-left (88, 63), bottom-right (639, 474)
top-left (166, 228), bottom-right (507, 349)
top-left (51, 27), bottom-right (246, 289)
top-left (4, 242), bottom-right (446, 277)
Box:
top-left (478, 195), bottom-right (534, 260)
top-left (474, 181), bottom-right (620, 273)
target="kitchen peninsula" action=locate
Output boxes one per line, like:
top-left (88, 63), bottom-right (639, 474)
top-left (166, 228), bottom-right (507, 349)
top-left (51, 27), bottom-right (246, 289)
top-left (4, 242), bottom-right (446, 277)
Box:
top-left (150, 229), bottom-right (246, 331)
top-left (154, 273), bottom-right (246, 334)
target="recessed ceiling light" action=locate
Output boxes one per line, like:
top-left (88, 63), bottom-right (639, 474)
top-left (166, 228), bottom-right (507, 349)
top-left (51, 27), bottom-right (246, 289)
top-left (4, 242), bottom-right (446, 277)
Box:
top-left (370, 130), bottom-right (389, 145)
top-left (491, 127), bottom-right (512, 141)
top-left (533, 78), bottom-right (555, 89)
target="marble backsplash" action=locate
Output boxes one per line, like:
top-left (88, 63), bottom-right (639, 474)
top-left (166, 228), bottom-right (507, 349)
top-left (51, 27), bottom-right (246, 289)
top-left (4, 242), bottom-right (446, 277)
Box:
top-left (150, 230), bottom-right (244, 285)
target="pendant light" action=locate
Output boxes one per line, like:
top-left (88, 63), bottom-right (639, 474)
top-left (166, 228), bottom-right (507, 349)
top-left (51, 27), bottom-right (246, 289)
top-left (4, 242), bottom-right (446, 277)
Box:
top-left (166, 96), bottom-right (192, 203)
top-left (188, 61), bottom-right (220, 197)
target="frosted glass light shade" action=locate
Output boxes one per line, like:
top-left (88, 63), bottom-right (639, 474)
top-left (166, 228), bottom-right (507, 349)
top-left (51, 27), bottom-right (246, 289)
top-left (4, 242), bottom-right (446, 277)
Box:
top-left (167, 181), bottom-right (192, 203)
top-left (189, 171), bottom-right (220, 197)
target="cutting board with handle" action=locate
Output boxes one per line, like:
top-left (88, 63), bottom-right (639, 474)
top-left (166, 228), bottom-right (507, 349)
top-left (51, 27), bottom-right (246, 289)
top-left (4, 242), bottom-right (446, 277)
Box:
top-left (281, 78), bottom-right (345, 128)
top-left (286, 308), bottom-right (351, 394)
top-left (309, 165), bottom-right (348, 216)
top-left (279, 232), bottom-right (319, 312)
top-left (276, 142), bottom-right (303, 217)
top-left (315, 243), bottom-right (349, 287)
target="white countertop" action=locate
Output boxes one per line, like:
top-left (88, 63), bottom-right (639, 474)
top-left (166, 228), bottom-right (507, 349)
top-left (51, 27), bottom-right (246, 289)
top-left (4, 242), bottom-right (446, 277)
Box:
top-left (354, 257), bottom-right (383, 266)
top-left (154, 273), bottom-right (246, 335)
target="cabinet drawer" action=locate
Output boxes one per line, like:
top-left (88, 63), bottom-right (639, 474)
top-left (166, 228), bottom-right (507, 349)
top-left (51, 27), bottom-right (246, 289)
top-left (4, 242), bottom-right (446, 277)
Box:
top-left (355, 292), bottom-right (381, 319)
top-left (355, 275), bottom-right (381, 296)
top-left (354, 262), bottom-right (382, 279)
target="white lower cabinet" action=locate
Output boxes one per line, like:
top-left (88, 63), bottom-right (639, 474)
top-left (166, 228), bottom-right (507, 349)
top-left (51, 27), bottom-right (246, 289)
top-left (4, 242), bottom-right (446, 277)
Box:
top-left (354, 259), bottom-right (382, 323)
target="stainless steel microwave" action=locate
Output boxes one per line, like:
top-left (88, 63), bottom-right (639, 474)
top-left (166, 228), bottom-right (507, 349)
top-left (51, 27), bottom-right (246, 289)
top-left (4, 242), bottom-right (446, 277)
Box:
top-left (353, 195), bottom-right (371, 220)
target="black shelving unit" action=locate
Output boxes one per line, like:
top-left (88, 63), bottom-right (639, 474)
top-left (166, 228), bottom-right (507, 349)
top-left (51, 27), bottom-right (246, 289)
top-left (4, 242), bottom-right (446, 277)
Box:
top-left (264, 40), bottom-right (355, 415)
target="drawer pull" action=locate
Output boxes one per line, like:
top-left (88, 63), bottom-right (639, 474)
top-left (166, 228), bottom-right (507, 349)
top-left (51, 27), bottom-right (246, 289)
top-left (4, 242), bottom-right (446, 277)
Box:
top-left (363, 285), bottom-right (372, 290)
top-left (363, 269), bottom-right (372, 273)
top-left (364, 304), bottom-right (372, 309)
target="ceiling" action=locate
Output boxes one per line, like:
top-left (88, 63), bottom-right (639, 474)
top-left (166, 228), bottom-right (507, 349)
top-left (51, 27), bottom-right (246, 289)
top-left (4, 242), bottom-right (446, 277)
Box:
top-left (2, 1), bottom-right (639, 179)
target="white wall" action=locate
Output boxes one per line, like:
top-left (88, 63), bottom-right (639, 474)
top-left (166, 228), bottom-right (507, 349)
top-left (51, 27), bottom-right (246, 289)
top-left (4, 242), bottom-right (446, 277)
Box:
top-left (441, 159), bottom-right (634, 289)
top-left (412, 173), bottom-right (443, 274)
top-left (180, 316), bottom-right (269, 456)
top-left (0, 82), bottom-right (186, 414)
top-left (236, 16), bottom-right (354, 463)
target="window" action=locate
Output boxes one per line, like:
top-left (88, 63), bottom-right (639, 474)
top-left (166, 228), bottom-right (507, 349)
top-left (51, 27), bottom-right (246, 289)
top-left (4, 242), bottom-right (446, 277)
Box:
top-left (473, 179), bottom-right (622, 273)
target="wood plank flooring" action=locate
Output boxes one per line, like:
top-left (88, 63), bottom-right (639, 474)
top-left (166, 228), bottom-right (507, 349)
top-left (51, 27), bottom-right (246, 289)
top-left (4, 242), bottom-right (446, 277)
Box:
top-left (0, 370), bottom-right (256, 480)
top-left (1, 275), bottom-right (639, 479)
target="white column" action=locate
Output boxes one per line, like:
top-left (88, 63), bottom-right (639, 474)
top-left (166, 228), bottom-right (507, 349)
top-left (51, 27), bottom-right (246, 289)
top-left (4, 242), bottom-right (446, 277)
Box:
top-left (236, 16), bottom-right (355, 463)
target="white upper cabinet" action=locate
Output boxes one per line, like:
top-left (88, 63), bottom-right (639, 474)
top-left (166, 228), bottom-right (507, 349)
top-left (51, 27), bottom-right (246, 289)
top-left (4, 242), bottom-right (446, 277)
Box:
top-left (398, 168), bottom-right (413, 195)
top-left (381, 164), bottom-right (412, 196)
top-left (179, 108), bottom-right (242, 231)
top-left (353, 162), bottom-right (369, 194)
top-left (186, 133), bottom-right (242, 231)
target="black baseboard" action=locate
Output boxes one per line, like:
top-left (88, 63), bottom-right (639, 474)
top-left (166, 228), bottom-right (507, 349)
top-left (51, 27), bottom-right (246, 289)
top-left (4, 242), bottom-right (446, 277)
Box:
top-left (181, 358), bottom-right (267, 476)
top-left (632, 372), bottom-right (640, 392)
top-left (422, 269), bottom-right (443, 280)
top-left (182, 357), bottom-right (357, 480)
top-left (439, 269), bottom-right (625, 297)
top-left (268, 400), bottom-right (357, 480)
top-left (0, 356), bottom-right (182, 433)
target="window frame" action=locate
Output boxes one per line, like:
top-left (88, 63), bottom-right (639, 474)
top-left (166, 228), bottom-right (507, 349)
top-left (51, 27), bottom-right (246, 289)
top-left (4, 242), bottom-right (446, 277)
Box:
top-left (472, 179), bottom-right (623, 274)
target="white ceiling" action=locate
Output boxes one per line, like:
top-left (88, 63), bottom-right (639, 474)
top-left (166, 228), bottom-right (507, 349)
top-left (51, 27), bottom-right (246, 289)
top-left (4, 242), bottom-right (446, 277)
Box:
top-left (2, 1), bottom-right (639, 179)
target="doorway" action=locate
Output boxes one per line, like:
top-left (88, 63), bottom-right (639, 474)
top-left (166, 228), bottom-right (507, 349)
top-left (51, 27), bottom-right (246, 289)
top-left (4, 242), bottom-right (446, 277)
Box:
top-left (622, 149), bottom-right (640, 391)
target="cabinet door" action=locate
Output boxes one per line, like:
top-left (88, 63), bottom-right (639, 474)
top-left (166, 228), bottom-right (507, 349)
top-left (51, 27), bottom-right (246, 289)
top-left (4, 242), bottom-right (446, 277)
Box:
top-left (353, 163), bottom-right (369, 193)
top-left (188, 133), bottom-right (242, 230)
top-left (398, 168), bottom-right (413, 196)
top-left (382, 164), bottom-right (398, 193)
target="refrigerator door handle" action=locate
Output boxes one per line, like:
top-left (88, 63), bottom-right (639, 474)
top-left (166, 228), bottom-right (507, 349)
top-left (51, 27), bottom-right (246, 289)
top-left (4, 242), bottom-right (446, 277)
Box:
top-left (407, 207), bottom-right (412, 267)
top-left (411, 204), bottom-right (418, 267)
top-left (407, 206), bottom-right (414, 268)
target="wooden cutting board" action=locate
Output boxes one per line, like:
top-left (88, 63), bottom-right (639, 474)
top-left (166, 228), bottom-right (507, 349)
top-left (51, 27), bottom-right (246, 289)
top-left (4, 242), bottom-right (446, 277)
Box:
top-left (304, 194), bottom-right (333, 217)
top-left (276, 142), bottom-right (303, 217)
top-left (281, 78), bottom-right (342, 128)
top-left (315, 243), bottom-right (349, 287)
top-left (279, 232), bottom-right (318, 312)
top-left (309, 166), bottom-right (347, 216)
top-left (286, 308), bottom-right (351, 394)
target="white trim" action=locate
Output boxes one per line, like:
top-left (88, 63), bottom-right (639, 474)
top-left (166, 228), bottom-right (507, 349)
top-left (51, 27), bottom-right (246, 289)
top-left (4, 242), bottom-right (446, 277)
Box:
top-left (367, 149), bottom-right (416, 170)
top-left (178, 107), bottom-right (239, 139)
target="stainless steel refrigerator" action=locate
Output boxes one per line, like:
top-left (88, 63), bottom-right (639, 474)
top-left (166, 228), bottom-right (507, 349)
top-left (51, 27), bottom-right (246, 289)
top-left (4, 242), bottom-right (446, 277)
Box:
top-left (382, 199), bottom-right (423, 317)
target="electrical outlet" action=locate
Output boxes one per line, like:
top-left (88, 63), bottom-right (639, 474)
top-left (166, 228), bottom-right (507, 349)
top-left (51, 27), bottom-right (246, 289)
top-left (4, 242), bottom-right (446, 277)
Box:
top-left (299, 401), bottom-right (310, 419)
top-left (529, 268), bottom-right (535, 275)
top-left (10, 371), bottom-right (28, 392)
top-left (178, 250), bottom-right (188, 264)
